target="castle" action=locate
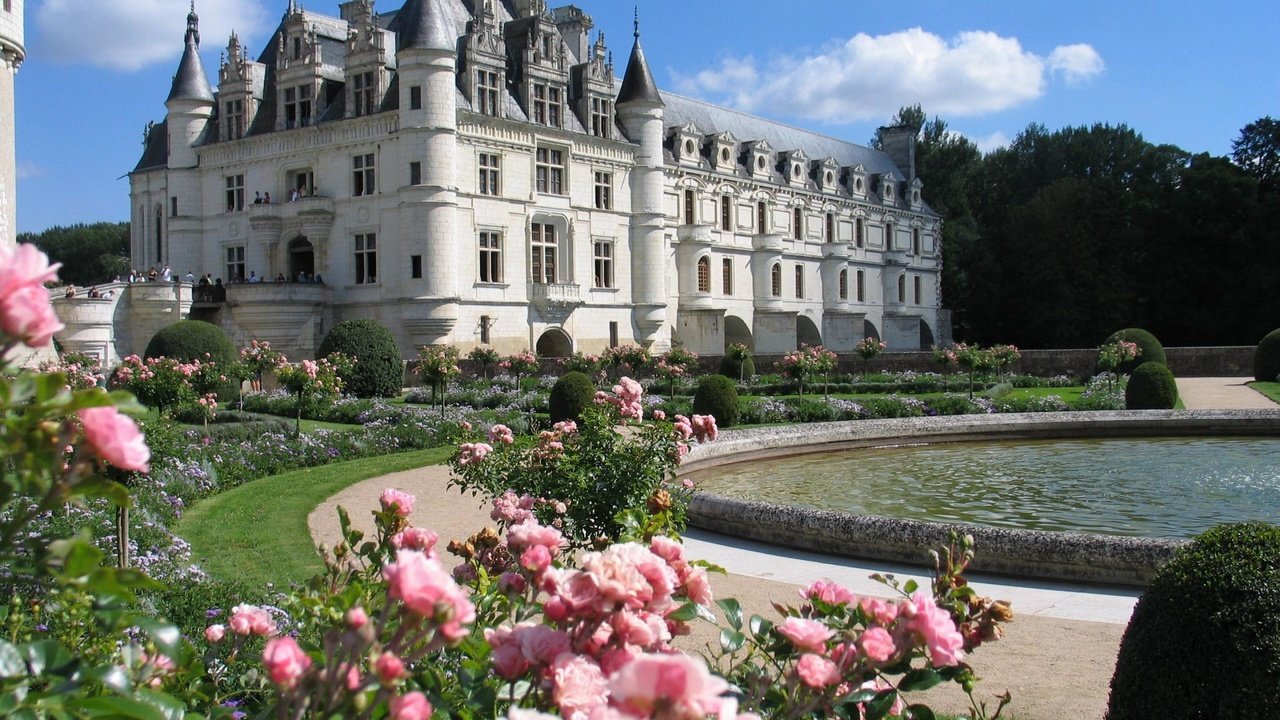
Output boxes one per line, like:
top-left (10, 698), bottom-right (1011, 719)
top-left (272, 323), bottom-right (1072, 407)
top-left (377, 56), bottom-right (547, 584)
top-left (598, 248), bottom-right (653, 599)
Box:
top-left (0, 0), bottom-right (22, 248)
top-left (114, 0), bottom-right (944, 364)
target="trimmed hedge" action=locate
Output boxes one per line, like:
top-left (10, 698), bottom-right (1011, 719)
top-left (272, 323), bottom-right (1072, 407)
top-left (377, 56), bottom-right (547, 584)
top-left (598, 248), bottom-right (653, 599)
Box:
top-left (1101, 328), bottom-right (1166, 375)
top-left (1125, 361), bottom-right (1178, 409)
top-left (718, 355), bottom-right (756, 383)
top-left (317, 319), bottom-right (404, 398)
top-left (1107, 523), bottom-right (1280, 719)
top-left (1254, 328), bottom-right (1280, 382)
top-left (548, 372), bottom-right (595, 424)
top-left (692, 375), bottom-right (740, 427)
top-left (144, 320), bottom-right (235, 364)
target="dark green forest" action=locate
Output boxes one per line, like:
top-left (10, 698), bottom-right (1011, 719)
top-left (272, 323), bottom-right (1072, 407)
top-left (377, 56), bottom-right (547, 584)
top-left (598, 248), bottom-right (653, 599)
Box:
top-left (880, 108), bottom-right (1280, 348)
top-left (18, 221), bottom-right (130, 288)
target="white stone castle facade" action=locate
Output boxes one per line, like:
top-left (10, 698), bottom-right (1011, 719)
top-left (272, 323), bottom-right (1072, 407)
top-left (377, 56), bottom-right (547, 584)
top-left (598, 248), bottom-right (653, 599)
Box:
top-left (0, 0), bottom-right (23, 248)
top-left (125, 0), bottom-right (944, 363)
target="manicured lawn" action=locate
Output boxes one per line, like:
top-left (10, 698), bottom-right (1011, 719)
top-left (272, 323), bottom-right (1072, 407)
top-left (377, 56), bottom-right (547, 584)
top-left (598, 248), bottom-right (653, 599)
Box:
top-left (739, 386), bottom-right (1087, 405)
top-left (1250, 381), bottom-right (1280, 404)
top-left (298, 418), bottom-right (363, 433)
top-left (175, 447), bottom-right (454, 588)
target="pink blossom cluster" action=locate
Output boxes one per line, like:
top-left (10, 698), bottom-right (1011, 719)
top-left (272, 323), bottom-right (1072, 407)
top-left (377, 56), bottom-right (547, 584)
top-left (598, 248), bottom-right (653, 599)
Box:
top-left (595, 376), bottom-right (645, 420)
top-left (380, 488), bottom-right (417, 516)
top-left (533, 429), bottom-right (566, 461)
top-left (457, 441), bottom-right (494, 466)
top-left (491, 490), bottom-right (538, 525)
top-left (488, 423), bottom-right (515, 444)
top-left (38, 358), bottom-right (103, 390)
top-left (0, 243), bottom-right (64, 348)
top-left (382, 549), bottom-right (476, 642)
top-left (78, 406), bottom-right (151, 473)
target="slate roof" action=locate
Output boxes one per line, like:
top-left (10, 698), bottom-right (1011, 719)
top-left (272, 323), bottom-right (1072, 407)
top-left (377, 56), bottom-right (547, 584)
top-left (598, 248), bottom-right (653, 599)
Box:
top-left (166, 29), bottom-right (214, 103)
top-left (617, 36), bottom-right (661, 106)
top-left (133, 120), bottom-right (169, 173)
top-left (388, 0), bottom-right (459, 53)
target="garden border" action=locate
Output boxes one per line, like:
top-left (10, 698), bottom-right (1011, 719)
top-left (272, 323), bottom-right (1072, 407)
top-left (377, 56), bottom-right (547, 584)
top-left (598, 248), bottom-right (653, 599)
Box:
top-left (681, 410), bottom-right (1280, 587)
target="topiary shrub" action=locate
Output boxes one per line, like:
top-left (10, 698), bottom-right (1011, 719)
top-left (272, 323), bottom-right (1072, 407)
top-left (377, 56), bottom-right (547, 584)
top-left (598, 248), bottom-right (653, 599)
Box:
top-left (1100, 328), bottom-right (1166, 375)
top-left (548, 371), bottom-right (595, 424)
top-left (718, 355), bottom-right (755, 383)
top-left (1125, 361), bottom-right (1178, 409)
top-left (1107, 522), bottom-right (1280, 719)
top-left (1254, 328), bottom-right (1280, 382)
top-left (317, 319), bottom-right (404, 398)
top-left (692, 374), bottom-right (740, 427)
top-left (144, 320), bottom-right (235, 364)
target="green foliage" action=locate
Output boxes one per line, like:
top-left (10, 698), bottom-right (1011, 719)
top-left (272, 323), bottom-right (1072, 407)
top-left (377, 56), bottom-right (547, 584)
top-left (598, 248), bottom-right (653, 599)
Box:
top-left (144, 319), bottom-right (235, 365)
top-left (19, 221), bottom-right (130, 286)
top-left (317, 319), bottom-right (404, 398)
top-left (548, 371), bottom-right (595, 424)
top-left (1254, 328), bottom-right (1280, 382)
top-left (1108, 522), bottom-right (1280, 719)
top-left (692, 374), bottom-right (740, 427)
top-left (718, 354), bottom-right (755, 383)
top-left (1124, 361), bottom-right (1178, 409)
top-left (1102, 328), bottom-right (1165, 374)
top-left (143, 578), bottom-right (272, 637)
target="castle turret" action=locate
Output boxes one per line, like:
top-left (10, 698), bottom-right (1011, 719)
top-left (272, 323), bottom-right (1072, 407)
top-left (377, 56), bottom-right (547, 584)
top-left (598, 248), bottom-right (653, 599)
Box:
top-left (165, 3), bottom-right (214, 170)
top-left (0, 0), bottom-right (25, 247)
top-left (392, 0), bottom-right (459, 343)
top-left (616, 16), bottom-right (667, 348)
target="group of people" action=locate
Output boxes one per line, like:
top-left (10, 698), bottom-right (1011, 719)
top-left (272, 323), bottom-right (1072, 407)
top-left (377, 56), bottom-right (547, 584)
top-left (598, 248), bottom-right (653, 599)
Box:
top-left (62, 284), bottom-right (114, 300)
top-left (247, 186), bottom-right (312, 206)
top-left (125, 266), bottom-right (171, 283)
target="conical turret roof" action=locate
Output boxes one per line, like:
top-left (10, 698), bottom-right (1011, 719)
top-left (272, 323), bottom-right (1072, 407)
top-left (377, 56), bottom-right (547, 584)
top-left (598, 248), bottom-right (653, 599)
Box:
top-left (166, 3), bottom-right (214, 104)
top-left (390, 0), bottom-right (456, 53)
top-left (617, 17), bottom-right (662, 106)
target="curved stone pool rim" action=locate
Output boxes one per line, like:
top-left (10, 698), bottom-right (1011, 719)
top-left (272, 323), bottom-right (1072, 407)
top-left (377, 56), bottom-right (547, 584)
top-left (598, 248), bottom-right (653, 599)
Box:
top-left (680, 410), bottom-right (1280, 588)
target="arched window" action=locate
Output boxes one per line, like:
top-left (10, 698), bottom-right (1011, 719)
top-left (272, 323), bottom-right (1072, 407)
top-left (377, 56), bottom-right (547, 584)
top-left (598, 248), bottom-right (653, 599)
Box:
top-left (793, 208), bottom-right (802, 240)
top-left (696, 256), bottom-right (711, 293)
top-left (897, 274), bottom-right (906, 303)
top-left (838, 269), bottom-right (848, 300)
top-left (770, 263), bottom-right (782, 297)
top-left (914, 275), bottom-right (922, 304)
top-left (912, 228), bottom-right (922, 255)
top-left (722, 258), bottom-right (733, 295)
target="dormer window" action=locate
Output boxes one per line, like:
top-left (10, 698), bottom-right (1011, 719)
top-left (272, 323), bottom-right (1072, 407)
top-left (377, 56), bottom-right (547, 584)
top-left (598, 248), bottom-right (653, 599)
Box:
top-left (476, 70), bottom-right (500, 116)
top-left (292, 36), bottom-right (303, 60)
top-left (283, 85), bottom-right (313, 128)
top-left (720, 148), bottom-right (731, 164)
top-left (590, 97), bottom-right (611, 138)
top-left (756, 156), bottom-right (766, 172)
top-left (531, 83), bottom-right (562, 128)
top-left (224, 99), bottom-right (245, 140)
top-left (352, 71), bottom-right (377, 117)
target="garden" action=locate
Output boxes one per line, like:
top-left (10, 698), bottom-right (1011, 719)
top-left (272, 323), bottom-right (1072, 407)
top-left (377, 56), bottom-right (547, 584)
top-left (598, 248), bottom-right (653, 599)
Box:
top-left (3, 241), bottom-right (1280, 718)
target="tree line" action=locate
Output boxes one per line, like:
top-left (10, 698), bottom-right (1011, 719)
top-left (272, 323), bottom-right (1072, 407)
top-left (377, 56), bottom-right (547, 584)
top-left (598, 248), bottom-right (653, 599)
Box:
top-left (18, 221), bottom-right (130, 288)
top-left (878, 108), bottom-right (1280, 348)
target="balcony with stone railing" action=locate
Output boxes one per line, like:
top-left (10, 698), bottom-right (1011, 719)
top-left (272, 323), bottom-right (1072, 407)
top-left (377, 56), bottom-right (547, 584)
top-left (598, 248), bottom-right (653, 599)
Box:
top-left (530, 282), bottom-right (582, 323)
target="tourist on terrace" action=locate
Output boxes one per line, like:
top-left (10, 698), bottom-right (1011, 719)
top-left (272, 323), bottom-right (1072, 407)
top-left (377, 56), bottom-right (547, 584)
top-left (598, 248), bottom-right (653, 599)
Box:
top-left (64, 285), bottom-right (76, 298)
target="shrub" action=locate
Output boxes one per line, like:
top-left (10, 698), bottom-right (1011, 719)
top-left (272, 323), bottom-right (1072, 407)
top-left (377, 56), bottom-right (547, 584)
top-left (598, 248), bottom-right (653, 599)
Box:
top-left (1101, 328), bottom-right (1166, 375)
top-left (718, 354), bottom-right (755, 383)
top-left (1254, 328), bottom-right (1280, 382)
top-left (1125, 361), bottom-right (1178, 409)
top-left (1107, 522), bottom-right (1280, 719)
top-left (144, 320), bottom-right (235, 364)
top-left (548, 371), bottom-right (595, 423)
top-left (316, 319), bottom-right (404, 398)
top-left (692, 374), bottom-right (740, 427)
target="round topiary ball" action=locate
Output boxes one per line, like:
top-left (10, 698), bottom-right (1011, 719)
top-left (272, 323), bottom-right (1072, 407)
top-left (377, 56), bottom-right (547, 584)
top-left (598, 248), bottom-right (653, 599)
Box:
top-left (549, 371), bottom-right (595, 423)
top-left (1124, 361), bottom-right (1178, 409)
top-left (144, 320), bottom-right (235, 364)
top-left (1100, 328), bottom-right (1166, 375)
top-left (317, 319), bottom-right (404, 398)
top-left (1107, 522), bottom-right (1280, 719)
top-left (717, 355), bottom-right (755, 383)
top-left (693, 374), bottom-right (740, 427)
top-left (1254, 328), bottom-right (1280, 382)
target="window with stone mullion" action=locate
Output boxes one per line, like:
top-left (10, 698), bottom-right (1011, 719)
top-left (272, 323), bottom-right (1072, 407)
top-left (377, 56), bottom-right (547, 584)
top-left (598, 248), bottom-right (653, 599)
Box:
top-left (479, 232), bottom-right (503, 283)
top-left (476, 69), bottom-right (500, 116)
top-left (535, 148), bottom-right (564, 195)
top-left (355, 233), bottom-right (377, 284)
top-left (593, 241), bottom-right (613, 288)
top-left (531, 224), bottom-right (557, 284)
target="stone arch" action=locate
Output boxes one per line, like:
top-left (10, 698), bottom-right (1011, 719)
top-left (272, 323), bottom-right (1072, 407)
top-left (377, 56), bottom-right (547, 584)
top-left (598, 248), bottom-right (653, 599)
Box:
top-left (724, 315), bottom-right (753, 351)
top-left (288, 236), bottom-right (315, 280)
top-left (535, 327), bottom-right (573, 358)
top-left (920, 320), bottom-right (935, 348)
top-left (796, 314), bottom-right (822, 349)
top-left (863, 319), bottom-right (881, 341)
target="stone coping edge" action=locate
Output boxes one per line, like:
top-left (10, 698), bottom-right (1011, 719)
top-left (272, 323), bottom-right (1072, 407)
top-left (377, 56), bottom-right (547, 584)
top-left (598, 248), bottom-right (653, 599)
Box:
top-left (681, 410), bottom-right (1280, 588)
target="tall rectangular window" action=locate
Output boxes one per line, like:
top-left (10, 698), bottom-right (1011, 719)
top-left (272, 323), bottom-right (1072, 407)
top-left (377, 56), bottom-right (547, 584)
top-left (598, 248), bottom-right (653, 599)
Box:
top-left (683, 189), bottom-right (695, 225)
top-left (793, 208), bottom-right (802, 240)
top-left (590, 97), bottom-right (612, 139)
top-left (826, 213), bottom-right (835, 243)
top-left (535, 147), bottom-right (564, 195)
top-left (855, 218), bottom-right (865, 248)
top-left (593, 171), bottom-right (612, 210)
top-left (480, 315), bottom-right (492, 344)
top-left (224, 174), bottom-right (245, 212)
top-left (410, 161), bottom-right (421, 186)
top-left (224, 99), bottom-right (244, 140)
top-left (225, 245), bottom-right (245, 282)
top-left (478, 153), bottom-right (501, 195)
top-left (352, 71), bottom-right (377, 117)
top-left (409, 85), bottom-right (422, 110)
top-left (770, 263), bottom-right (782, 297)
top-left (913, 228), bottom-right (922, 255)
top-left (857, 270), bottom-right (865, 302)
top-left (476, 70), bottom-right (499, 116)
top-left (548, 87), bottom-right (562, 128)
top-left (609, 321), bottom-right (619, 348)
top-left (757, 201), bottom-right (767, 232)
top-left (696, 256), bottom-right (711, 293)
top-left (283, 85), bottom-right (313, 128)
top-left (721, 258), bottom-right (733, 295)
top-left (532, 83), bottom-right (551, 125)
top-left (593, 241), bottom-right (613, 288)
top-left (411, 255), bottom-right (422, 279)
top-left (886, 222), bottom-right (896, 251)
top-left (353, 153), bottom-right (376, 196)
top-left (479, 231), bottom-right (503, 283)
top-left (897, 274), bottom-right (906, 303)
top-left (794, 264), bottom-right (804, 298)
top-left (170, 197), bottom-right (178, 217)
top-left (914, 275), bottom-right (922, 304)
top-left (354, 233), bottom-right (377, 284)
top-left (720, 196), bottom-right (732, 231)
top-left (530, 223), bottom-right (557, 284)
top-left (838, 269), bottom-right (848, 300)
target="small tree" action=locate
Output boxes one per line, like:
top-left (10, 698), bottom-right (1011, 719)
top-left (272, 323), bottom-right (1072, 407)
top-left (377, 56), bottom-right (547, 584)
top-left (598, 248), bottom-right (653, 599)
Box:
top-left (1096, 339), bottom-right (1140, 390)
top-left (988, 343), bottom-right (1021, 379)
top-left (416, 345), bottom-right (461, 416)
top-left (954, 343), bottom-right (995, 399)
top-left (854, 337), bottom-right (887, 376)
top-left (498, 349), bottom-right (539, 391)
top-left (239, 339), bottom-right (282, 393)
top-left (602, 344), bottom-right (650, 381)
top-left (561, 351), bottom-right (601, 379)
top-left (933, 345), bottom-right (959, 392)
top-left (275, 356), bottom-right (347, 435)
top-left (778, 344), bottom-right (837, 397)
top-left (721, 342), bottom-right (755, 386)
top-left (655, 345), bottom-right (699, 399)
top-left (467, 346), bottom-right (500, 380)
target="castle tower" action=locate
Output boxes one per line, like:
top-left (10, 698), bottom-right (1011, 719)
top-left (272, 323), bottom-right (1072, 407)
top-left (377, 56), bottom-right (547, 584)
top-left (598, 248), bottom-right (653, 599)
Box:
top-left (615, 16), bottom-right (667, 348)
top-left (162, 3), bottom-right (214, 272)
top-left (392, 0), bottom-right (459, 344)
top-left (0, 0), bottom-right (25, 247)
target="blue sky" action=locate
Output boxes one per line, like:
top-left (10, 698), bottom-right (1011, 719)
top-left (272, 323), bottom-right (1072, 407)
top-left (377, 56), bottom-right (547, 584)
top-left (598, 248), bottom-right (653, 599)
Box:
top-left (14, 0), bottom-right (1279, 234)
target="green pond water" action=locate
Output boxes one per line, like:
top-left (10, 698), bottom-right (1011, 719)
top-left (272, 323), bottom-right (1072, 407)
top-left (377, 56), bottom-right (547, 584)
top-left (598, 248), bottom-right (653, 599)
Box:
top-left (698, 436), bottom-right (1280, 539)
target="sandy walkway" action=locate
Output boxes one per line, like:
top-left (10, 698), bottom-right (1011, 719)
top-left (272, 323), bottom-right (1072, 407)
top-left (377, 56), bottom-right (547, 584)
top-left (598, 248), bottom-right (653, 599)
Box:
top-left (1176, 376), bottom-right (1277, 409)
top-left (308, 466), bottom-right (1123, 720)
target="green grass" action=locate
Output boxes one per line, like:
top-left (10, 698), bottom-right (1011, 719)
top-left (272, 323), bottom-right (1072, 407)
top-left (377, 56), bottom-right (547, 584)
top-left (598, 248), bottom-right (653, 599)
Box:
top-left (1249, 381), bottom-right (1280, 404)
top-left (174, 447), bottom-right (454, 588)
top-left (298, 418), bottom-right (363, 433)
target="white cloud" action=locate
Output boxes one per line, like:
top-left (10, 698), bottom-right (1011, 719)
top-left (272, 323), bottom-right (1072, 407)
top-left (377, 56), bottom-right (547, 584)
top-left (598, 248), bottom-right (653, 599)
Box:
top-left (1047, 44), bottom-right (1105, 84)
top-left (35, 0), bottom-right (268, 71)
top-left (970, 131), bottom-right (1011, 154)
top-left (16, 161), bottom-right (46, 180)
top-left (673, 28), bottom-right (1103, 124)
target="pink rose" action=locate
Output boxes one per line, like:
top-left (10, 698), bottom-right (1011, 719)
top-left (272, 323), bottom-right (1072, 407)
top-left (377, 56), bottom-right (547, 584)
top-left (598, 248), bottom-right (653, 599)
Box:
top-left (1, 284), bottom-right (64, 348)
top-left (78, 407), bottom-right (151, 473)
top-left (203, 624), bottom-right (226, 643)
top-left (487, 424), bottom-right (515, 444)
top-left (905, 591), bottom-right (966, 666)
top-left (380, 488), bottom-right (416, 516)
top-left (375, 651), bottom-right (406, 684)
top-left (652, 409), bottom-right (666, 420)
top-left (262, 636), bottom-right (311, 688)
top-left (550, 653), bottom-right (608, 718)
top-left (803, 579), bottom-right (857, 607)
top-left (859, 597), bottom-right (899, 625)
top-left (795, 653), bottom-right (841, 688)
top-left (608, 652), bottom-right (729, 717)
top-left (389, 690), bottom-right (432, 720)
top-left (230, 603), bottom-right (276, 637)
top-left (520, 544), bottom-right (552, 574)
top-left (507, 519), bottom-right (563, 555)
top-left (345, 606), bottom-right (369, 629)
top-left (392, 527), bottom-right (439, 553)
top-left (777, 617), bottom-right (834, 653)
top-left (382, 549), bottom-right (475, 640)
top-left (858, 626), bottom-right (896, 664)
